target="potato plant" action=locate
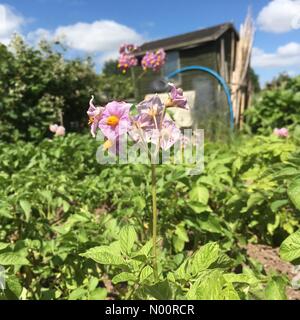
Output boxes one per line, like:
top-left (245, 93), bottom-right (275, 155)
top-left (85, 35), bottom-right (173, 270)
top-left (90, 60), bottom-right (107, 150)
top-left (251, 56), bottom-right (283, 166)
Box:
top-left (0, 128), bottom-right (299, 300)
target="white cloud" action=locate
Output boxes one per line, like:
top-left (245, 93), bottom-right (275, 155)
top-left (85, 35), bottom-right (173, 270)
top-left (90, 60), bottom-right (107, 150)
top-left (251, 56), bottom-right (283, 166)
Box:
top-left (55, 20), bottom-right (144, 52)
top-left (0, 4), bottom-right (25, 44)
top-left (252, 42), bottom-right (300, 67)
top-left (28, 20), bottom-right (145, 57)
top-left (257, 0), bottom-right (300, 33)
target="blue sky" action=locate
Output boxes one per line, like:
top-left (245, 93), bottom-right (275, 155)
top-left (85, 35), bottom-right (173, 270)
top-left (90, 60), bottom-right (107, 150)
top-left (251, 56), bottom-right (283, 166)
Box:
top-left (0, 0), bottom-right (299, 84)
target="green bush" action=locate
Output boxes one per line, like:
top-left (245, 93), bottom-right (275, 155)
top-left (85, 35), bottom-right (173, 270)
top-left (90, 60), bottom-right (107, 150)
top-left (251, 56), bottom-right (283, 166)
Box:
top-left (98, 74), bottom-right (134, 103)
top-left (0, 36), bottom-right (101, 142)
top-left (245, 75), bottom-right (300, 134)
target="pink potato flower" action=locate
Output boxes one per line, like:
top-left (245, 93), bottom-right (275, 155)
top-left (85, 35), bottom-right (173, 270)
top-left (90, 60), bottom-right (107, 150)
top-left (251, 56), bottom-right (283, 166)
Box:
top-left (166, 83), bottom-right (189, 109)
top-left (87, 96), bottom-right (104, 138)
top-left (118, 52), bottom-right (138, 73)
top-left (273, 128), bottom-right (289, 138)
top-left (49, 124), bottom-right (58, 133)
top-left (55, 126), bottom-right (66, 136)
top-left (118, 44), bottom-right (139, 73)
top-left (136, 94), bottom-right (164, 131)
top-left (141, 49), bottom-right (166, 72)
top-left (49, 124), bottom-right (65, 136)
top-left (130, 113), bottom-right (155, 143)
top-left (150, 120), bottom-right (182, 151)
top-left (99, 101), bottom-right (132, 141)
top-left (87, 89), bottom-right (188, 154)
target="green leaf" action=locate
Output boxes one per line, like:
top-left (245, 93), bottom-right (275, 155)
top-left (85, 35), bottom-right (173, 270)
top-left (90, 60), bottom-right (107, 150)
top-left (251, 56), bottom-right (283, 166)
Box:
top-left (223, 283), bottom-right (240, 300)
top-left (232, 157), bottom-right (242, 176)
top-left (175, 224), bottom-right (189, 242)
top-left (167, 272), bottom-right (176, 283)
top-left (119, 226), bottom-right (137, 255)
top-left (224, 273), bottom-right (259, 284)
top-left (189, 186), bottom-right (209, 205)
top-left (173, 224), bottom-right (189, 252)
top-left (19, 200), bottom-right (31, 222)
top-left (175, 243), bottom-right (220, 280)
top-left (89, 288), bottom-right (107, 300)
top-left (81, 246), bottom-right (125, 265)
top-left (144, 280), bottom-right (172, 300)
top-left (188, 202), bottom-right (212, 214)
top-left (4, 275), bottom-right (23, 300)
top-left (186, 242), bottom-right (220, 277)
top-left (53, 213), bottom-right (90, 235)
top-left (133, 196), bottom-right (146, 211)
top-left (39, 190), bottom-right (52, 203)
top-left (288, 179), bottom-right (300, 210)
top-left (69, 287), bottom-right (87, 300)
top-left (0, 252), bottom-right (29, 266)
top-left (211, 253), bottom-right (233, 269)
top-left (187, 270), bottom-right (225, 300)
top-left (173, 236), bottom-right (185, 253)
top-left (140, 266), bottom-right (153, 282)
top-left (243, 193), bottom-right (264, 211)
top-left (273, 167), bottom-right (300, 179)
top-left (0, 243), bottom-right (10, 251)
top-left (137, 240), bottom-right (152, 257)
top-left (271, 200), bottom-right (289, 213)
top-left (280, 229), bottom-right (300, 263)
top-left (198, 214), bottom-right (223, 234)
top-left (88, 277), bottom-right (99, 292)
top-left (265, 277), bottom-right (287, 300)
top-left (112, 272), bottom-right (136, 284)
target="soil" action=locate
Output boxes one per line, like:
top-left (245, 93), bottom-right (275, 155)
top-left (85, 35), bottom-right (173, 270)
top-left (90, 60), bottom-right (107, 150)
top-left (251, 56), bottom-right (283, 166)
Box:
top-left (246, 244), bottom-right (300, 300)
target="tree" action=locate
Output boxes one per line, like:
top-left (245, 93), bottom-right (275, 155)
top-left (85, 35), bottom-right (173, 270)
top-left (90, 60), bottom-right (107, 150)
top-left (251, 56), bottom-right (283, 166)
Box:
top-left (102, 59), bottom-right (119, 76)
top-left (0, 36), bottom-right (100, 142)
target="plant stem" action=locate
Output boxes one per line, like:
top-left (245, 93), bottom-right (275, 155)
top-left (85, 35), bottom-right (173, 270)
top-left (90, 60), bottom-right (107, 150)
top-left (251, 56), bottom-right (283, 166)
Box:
top-left (151, 163), bottom-right (158, 280)
top-left (130, 68), bottom-right (139, 102)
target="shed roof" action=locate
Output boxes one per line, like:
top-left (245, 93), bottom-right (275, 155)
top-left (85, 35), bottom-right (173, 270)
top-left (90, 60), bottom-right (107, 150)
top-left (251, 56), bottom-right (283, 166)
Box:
top-left (137, 23), bottom-right (239, 55)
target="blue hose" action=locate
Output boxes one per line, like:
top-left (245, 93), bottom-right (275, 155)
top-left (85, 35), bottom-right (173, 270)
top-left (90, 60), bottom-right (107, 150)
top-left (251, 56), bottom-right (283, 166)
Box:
top-left (166, 66), bottom-right (234, 129)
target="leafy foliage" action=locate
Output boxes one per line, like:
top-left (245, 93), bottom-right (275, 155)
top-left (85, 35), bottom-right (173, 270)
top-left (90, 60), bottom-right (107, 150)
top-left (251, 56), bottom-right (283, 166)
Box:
top-left (245, 75), bottom-right (300, 134)
top-left (0, 37), bottom-right (101, 142)
top-left (98, 74), bottom-right (134, 103)
top-left (0, 130), bottom-right (298, 299)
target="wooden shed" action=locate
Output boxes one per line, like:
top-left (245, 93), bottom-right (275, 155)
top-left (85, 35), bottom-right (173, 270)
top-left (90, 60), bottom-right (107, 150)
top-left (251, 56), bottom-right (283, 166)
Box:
top-left (134, 22), bottom-right (239, 100)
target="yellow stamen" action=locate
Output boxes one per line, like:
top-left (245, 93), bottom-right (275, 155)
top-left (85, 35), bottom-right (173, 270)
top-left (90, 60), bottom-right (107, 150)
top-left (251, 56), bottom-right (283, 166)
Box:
top-left (148, 104), bottom-right (160, 117)
top-left (106, 115), bottom-right (119, 126)
top-left (88, 117), bottom-right (94, 125)
top-left (148, 109), bottom-right (157, 117)
top-left (165, 97), bottom-right (174, 108)
top-left (103, 140), bottom-right (114, 151)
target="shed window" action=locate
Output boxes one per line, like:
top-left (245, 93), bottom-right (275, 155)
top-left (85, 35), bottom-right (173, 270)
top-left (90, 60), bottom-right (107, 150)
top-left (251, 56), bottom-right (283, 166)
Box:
top-left (163, 51), bottom-right (181, 85)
